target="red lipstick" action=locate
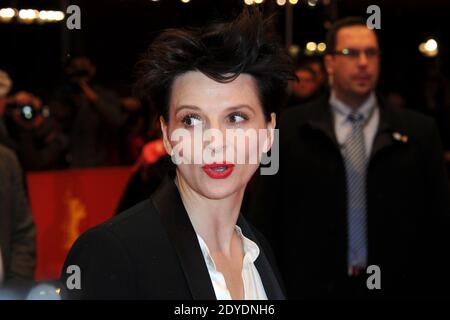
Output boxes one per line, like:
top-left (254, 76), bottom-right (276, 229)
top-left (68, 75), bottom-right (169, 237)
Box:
top-left (201, 163), bottom-right (235, 179)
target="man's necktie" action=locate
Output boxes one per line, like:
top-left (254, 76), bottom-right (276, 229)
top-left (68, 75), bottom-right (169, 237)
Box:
top-left (343, 112), bottom-right (368, 272)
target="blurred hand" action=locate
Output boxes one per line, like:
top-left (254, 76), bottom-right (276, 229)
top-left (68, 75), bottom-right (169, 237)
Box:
top-left (78, 79), bottom-right (98, 103)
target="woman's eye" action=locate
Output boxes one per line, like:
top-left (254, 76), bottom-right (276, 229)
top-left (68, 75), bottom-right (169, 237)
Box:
top-left (182, 114), bottom-right (202, 127)
top-left (229, 112), bottom-right (248, 124)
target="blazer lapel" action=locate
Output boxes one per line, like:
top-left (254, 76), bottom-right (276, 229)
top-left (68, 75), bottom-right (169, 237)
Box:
top-left (237, 216), bottom-right (285, 300)
top-left (151, 174), bottom-right (217, 300)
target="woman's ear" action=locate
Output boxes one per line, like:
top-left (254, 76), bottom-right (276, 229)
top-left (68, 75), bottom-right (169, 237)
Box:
top-left (262, 112), bottom-right (277, 153)
top-left (160, 116), bottom-right (173, 155)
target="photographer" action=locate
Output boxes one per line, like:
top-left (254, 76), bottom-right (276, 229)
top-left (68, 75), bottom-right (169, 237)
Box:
top-left (1, 91), bottom-right (68, 171)
top-left (49, 56), bottom-right (123, 168)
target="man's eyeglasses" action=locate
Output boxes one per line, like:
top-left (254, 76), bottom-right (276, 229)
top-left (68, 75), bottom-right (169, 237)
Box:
top-left (332, 48), bottom-right (381, 59)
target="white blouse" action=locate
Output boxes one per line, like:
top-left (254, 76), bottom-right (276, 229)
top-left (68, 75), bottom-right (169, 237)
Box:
top-left (196, 225), bottom-right (268, 300)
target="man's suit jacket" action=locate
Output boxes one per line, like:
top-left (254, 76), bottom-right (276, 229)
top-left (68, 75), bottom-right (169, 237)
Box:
top-left (61, 173), bottom-right (285, 299)
top-left (0, 145), bottom-right (36, 284)
top-left (249, 94), bottom-right (450, 299)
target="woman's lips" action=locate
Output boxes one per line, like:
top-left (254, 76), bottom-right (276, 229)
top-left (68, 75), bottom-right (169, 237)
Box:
top-left (201, 163), bottom-right (235, 179)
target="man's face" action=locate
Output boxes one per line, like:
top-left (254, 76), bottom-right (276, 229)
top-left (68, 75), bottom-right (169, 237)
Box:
top-left (325, 25), bottom-right (380, 98)
top-left (291, 69), bottom-right (318, 99)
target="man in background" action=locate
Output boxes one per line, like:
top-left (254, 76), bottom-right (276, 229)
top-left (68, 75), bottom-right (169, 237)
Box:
top-left (250, 17), bottom-right (450, 299)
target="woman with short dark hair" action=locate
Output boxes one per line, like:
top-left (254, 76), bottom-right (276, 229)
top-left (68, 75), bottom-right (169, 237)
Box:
top-left (61, 8), bottom-right (295, 300)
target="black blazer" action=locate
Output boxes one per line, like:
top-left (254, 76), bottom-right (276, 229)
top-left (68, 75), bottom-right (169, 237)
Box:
top-left (249, 94), bottom-right (450, 299)
top-left (61, 173), bottom-right (285, 299)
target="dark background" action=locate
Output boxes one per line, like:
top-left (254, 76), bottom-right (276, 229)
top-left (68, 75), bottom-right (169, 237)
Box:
top-left (1, 0), bottom-right (449, 107)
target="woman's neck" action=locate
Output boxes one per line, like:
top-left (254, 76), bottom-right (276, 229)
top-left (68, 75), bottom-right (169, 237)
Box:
top-left (175, 172), bottom-right (244, 256)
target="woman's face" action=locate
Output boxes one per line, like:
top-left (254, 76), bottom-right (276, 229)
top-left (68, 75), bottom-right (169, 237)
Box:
top-left (161, 71), bottom-right (275, 200)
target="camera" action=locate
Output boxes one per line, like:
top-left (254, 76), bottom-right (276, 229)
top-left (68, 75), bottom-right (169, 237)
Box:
top-left (6, 102), bottom-right (42, 121)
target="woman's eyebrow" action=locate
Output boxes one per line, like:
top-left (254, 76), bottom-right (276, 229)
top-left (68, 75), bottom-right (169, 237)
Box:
top-left (175, 105), bottom-right (201, 113)
top-left (175, 104), bottom-right (255, 114)
top-left (225, 104), bottom-right (254, 113)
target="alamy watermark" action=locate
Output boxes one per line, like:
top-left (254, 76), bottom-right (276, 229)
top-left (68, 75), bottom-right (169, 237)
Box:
top-left (64, 263), bottom-right (381, 292)
top-left (168, 127), bottom-right (279, 176)
top-left (366, 5), bottom-right (381, 30)
top-left (66, 5), bottom-right (81, 30)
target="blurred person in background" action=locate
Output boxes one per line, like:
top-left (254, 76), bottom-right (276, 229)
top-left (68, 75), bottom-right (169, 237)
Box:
top-left (49, 56), bottom-right (123, 168)
top-left (0, 144), bottom-right (36, 291)
top-left (1, 90), bottom-right (68, 171)
top-left (249, 17), bottom-right (450, 299)
top-left (118, 96), bottom-right (148, 165)
top-left (116, 109), bottom-right (169, 214)
top-left (285, 57), bottom-right (328, 110)
top-left (0, 70), bottom-right (13, 147)
top-left (115, 140), bottom-right (169, 214)
top-left (420, 69), bottom-right (450, 172)
top-left (0, 70), bottom-right (36, 296)
top-left (304, 56), bottom-right (327, 93)
top-left (287, 64), bottom-right (319, 107)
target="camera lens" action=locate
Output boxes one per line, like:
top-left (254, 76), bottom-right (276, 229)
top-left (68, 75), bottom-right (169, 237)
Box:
top-left (21, 105), bottom-right (35, 120)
